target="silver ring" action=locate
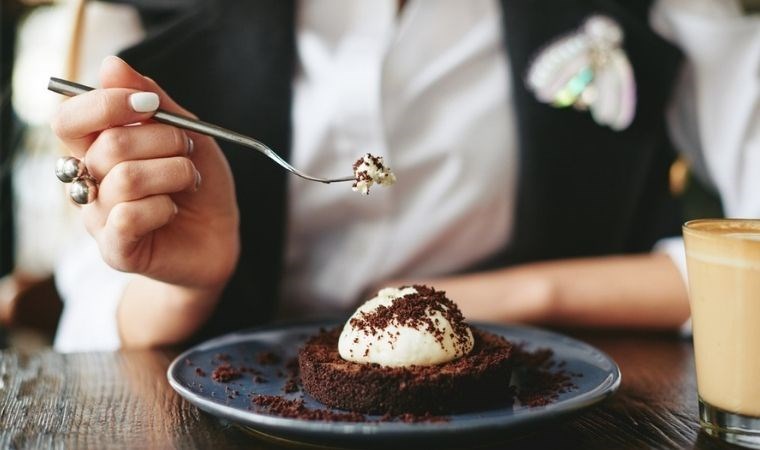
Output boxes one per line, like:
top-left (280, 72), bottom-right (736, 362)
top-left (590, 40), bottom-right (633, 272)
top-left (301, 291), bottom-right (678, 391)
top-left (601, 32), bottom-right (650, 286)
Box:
top-left (70, 177), bottom-right (98, 205)
top-left (55, 156), bottom-right (86, 183)
top-left (55, 156), bottom-right (98, 204)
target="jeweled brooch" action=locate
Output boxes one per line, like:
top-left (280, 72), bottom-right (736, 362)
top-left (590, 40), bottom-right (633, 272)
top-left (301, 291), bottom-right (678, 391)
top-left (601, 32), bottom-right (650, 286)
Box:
top-left (525, 15), bottom-right (636, 131)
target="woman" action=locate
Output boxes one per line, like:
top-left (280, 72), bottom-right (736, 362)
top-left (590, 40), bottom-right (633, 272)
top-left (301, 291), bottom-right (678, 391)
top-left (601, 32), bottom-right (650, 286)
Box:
top-left (50, 0), bottom-right (758, 350)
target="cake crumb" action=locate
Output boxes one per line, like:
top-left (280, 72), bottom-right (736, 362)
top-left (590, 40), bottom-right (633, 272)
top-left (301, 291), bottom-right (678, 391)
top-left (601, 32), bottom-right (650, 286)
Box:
top-left (252, 395), bottom-right (367, 422)
top-left (283, 379), bottom-right (300, 393)
top-left (511, 344), bottom-right (580, 407)
top-left (211, 363), bottom-right (241, 382)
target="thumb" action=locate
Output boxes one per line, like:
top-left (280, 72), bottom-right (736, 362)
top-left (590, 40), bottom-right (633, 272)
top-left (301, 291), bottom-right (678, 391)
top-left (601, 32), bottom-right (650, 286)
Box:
top-left (99, 55), bottom-right (193, 117)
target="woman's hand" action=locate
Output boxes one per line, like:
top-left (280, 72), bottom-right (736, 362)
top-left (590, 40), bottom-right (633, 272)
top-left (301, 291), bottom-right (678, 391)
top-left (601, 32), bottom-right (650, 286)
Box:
top-left (51, 56), bottom-right (239, 346)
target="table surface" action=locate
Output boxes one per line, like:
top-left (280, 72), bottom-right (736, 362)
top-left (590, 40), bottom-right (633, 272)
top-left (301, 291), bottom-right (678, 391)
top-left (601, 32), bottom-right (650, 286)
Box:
top-left (0, 327), bottom-right (739, 449)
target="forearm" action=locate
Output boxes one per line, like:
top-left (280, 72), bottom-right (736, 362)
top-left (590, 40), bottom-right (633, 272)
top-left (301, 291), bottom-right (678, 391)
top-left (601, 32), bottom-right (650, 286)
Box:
top-left (117, 276), bottom-right (223, 348)
top-left (410, 253), bottom-right (690, 330)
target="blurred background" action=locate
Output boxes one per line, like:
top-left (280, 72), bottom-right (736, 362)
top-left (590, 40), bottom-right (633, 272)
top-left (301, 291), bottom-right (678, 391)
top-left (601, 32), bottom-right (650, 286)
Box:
top-left (0, 0), bottom-right (729, 348)
top-left (1, 0), bottom-right (145, 347)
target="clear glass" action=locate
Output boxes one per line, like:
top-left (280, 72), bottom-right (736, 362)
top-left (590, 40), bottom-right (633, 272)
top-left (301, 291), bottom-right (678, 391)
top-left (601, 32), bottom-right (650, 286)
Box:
top-left (683, 219), bottom-right (760, 448)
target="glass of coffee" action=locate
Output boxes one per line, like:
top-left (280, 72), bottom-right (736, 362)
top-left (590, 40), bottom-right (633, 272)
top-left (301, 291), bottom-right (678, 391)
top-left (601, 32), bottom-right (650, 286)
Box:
top-left (683, 219), bottom-right (760, 448)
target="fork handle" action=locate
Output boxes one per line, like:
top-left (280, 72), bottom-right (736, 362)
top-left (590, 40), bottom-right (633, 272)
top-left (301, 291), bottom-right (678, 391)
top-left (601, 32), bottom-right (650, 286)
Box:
top-left (48, 77), bottom-right (273, 156)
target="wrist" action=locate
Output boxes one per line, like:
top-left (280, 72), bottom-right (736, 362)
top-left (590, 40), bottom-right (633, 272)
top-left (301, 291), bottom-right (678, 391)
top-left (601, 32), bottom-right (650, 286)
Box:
top-left (496, 266), bottom-right (557, 324)
top-left (117, 276), bottom-right (225, 348)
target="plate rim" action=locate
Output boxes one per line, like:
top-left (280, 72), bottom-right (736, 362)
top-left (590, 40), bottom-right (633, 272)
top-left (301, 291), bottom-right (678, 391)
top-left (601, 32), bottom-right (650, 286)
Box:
top-left (167, 321), bottom-right (621, 436)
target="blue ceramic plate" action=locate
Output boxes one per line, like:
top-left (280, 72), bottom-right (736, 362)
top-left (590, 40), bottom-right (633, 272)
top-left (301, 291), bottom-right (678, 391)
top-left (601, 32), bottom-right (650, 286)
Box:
top-left (168, 322), bottom-right (620, 448)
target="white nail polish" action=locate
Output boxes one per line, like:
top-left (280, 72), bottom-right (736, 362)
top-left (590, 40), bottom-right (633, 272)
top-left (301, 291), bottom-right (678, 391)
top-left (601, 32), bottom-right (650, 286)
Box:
top-left (129, 92), bottom-right (159, 113)
top-left (172, 202), bottom-right (179, 215)
top-left (194, 170), bottom-right (202, 191)
top-left (187, 137), bottom-right (195, 156)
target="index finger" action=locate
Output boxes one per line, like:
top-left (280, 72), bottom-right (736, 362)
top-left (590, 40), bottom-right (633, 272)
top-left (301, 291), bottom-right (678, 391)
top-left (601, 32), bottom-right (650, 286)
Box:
top-left (51, 87), bottom-right (159, 157)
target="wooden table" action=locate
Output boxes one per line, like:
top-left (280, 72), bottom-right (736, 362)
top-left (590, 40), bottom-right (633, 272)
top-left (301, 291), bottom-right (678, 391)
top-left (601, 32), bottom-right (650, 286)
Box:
top-left (0, 328), bottom-right (739, 449)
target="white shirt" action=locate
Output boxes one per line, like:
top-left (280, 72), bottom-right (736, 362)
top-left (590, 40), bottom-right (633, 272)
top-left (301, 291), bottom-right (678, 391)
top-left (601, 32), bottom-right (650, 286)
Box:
top-left (281, 0), bottom-right (515, 317)
top-left (50, 0), bottom-right (760, 351)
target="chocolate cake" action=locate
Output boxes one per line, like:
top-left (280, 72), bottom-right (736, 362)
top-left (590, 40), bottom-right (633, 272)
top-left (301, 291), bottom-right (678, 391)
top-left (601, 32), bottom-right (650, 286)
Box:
top-left (298, 327), bottom-right (513, 415)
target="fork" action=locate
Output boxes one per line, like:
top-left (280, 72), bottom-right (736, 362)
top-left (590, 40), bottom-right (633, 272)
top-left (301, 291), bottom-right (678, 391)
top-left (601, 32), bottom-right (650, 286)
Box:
top-left (47, 77), bottom-right (355, 184)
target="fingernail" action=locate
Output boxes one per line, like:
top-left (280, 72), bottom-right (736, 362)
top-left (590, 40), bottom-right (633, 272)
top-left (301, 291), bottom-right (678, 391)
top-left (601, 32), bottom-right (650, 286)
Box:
top-left (187, 137), bottom-right (195, 156)
top-left (104, 55), bottom-right (125, 65)
top-left (194, 170), bottom-right (202, 191)
top-left (129, 92), bottom-right (159, 113)
top-left (172, 202), bottom-right (179, 215)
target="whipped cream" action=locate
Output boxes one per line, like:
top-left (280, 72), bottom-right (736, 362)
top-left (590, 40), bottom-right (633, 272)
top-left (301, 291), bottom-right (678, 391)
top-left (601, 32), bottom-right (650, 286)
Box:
top-left (338, 286), bottom-right (474, 367)
top-left (352, 153), bottom-right (396, 195)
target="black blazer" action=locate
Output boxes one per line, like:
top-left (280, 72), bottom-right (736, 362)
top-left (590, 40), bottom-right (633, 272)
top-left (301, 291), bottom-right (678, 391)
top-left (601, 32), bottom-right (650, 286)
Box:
top-left (115, 0), bottom-right (682, 341)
